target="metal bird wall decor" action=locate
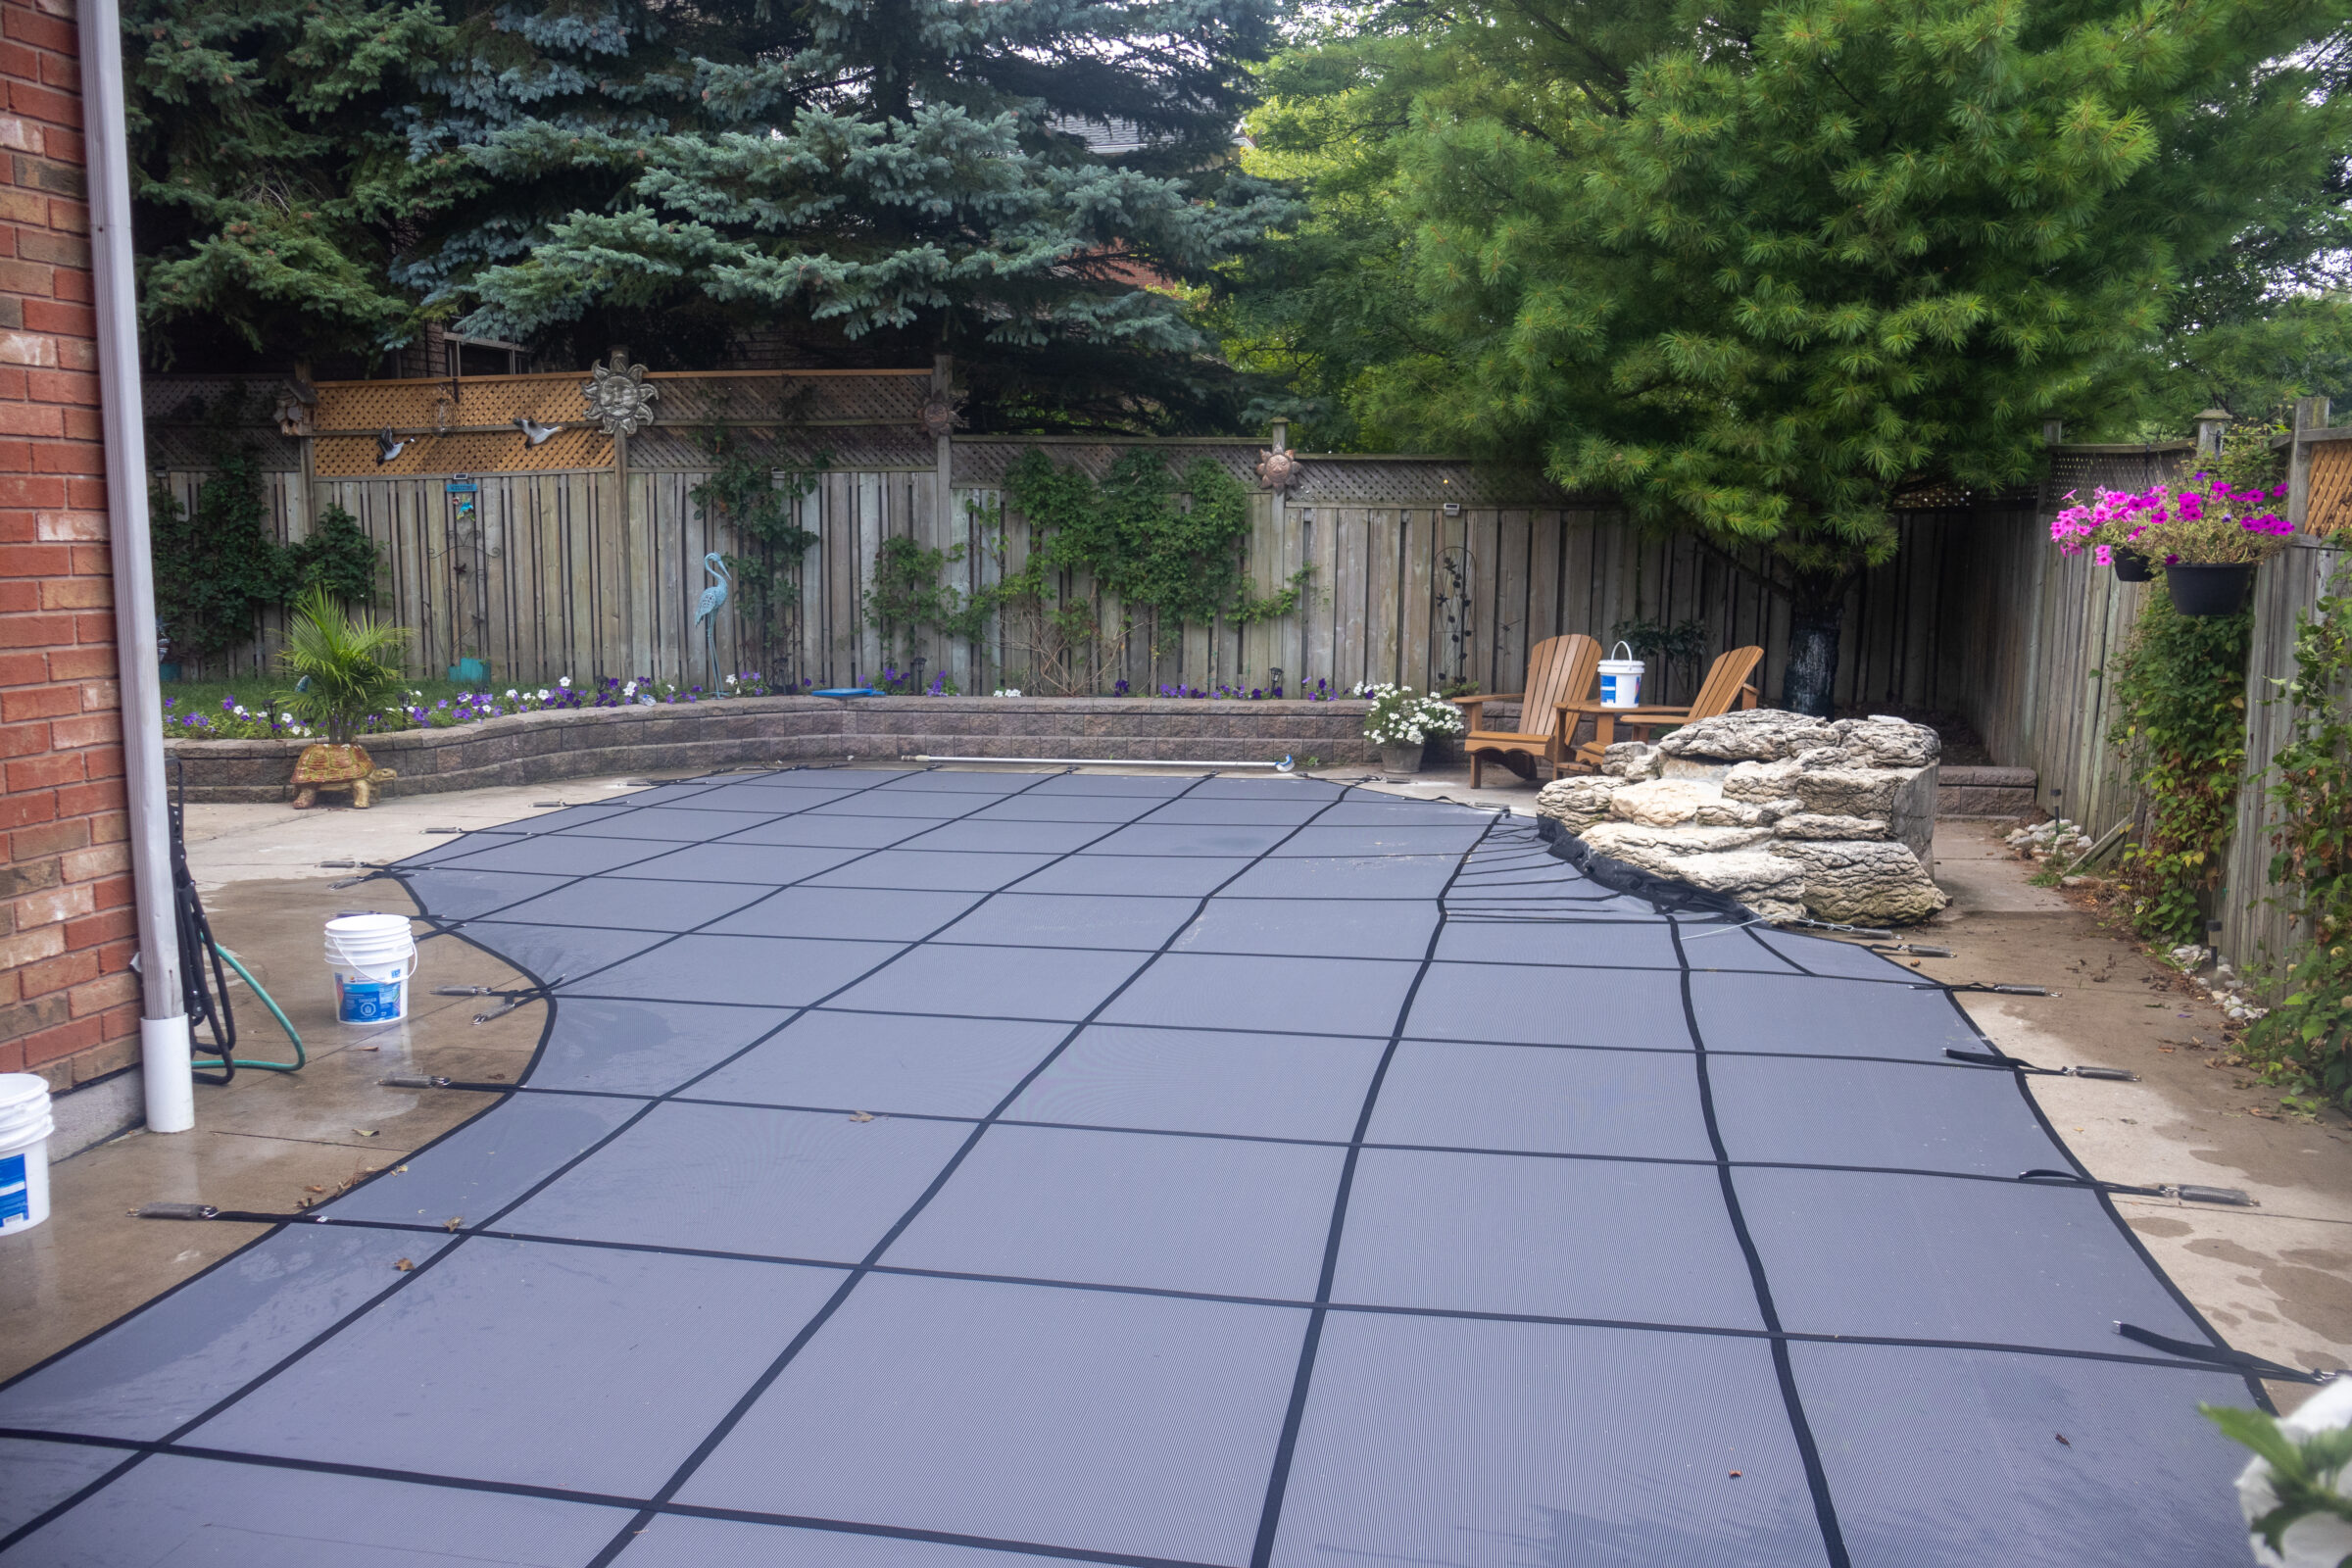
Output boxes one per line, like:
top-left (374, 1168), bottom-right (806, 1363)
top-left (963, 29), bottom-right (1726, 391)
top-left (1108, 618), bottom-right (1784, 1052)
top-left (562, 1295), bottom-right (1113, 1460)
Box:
top-left (694, 552), bottom-right (731, 685)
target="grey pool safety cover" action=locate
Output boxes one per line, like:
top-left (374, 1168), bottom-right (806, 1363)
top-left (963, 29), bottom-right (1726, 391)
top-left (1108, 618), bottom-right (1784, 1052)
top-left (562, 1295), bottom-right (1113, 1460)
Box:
top-left (0, 767), bottom-right (2268, 1566)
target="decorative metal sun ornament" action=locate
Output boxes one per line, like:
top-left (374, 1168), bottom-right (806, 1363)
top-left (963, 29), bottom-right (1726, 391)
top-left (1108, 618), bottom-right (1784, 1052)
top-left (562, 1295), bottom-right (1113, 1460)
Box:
top-left (1256, 446), bottom-right (1301, 493)
top-left (582, 350), bottom-right (661, 435)
top-left (920, 387), bottom-right (967, 439)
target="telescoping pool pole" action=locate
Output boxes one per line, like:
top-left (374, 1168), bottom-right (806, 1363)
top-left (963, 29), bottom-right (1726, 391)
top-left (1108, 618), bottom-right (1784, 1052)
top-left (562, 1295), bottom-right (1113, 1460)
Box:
top-left (909, 755), bottom-right (1296, 770)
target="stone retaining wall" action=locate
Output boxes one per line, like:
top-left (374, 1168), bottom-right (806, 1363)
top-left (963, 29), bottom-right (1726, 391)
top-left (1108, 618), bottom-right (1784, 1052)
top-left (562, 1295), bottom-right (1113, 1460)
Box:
top-left (164, 697), bottom-right (1377, 803)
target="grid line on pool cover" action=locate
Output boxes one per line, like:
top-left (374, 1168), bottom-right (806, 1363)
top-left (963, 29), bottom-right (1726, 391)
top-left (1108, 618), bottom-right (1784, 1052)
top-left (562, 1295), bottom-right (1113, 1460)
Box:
top-left (0, 768), bottom-right (2261, 1568)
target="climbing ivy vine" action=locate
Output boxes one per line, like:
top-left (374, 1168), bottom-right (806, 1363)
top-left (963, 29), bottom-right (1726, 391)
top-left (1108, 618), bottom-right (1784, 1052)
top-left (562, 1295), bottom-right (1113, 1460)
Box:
top-left (1004, 449), bottom-right (1305, 631)
top-left (2099, 436), bottom-right (2281, 944)
top-left (690, 429), bottom-right (825, 684)
top-left (2245, 564), bottom-right (2352, 1111)
top-left (2104, 594), bottom-right (2252, 944)
top-left (865, 536), bottom-right (989, 666)
top-left (859, 449), bottom-right (1309, 693)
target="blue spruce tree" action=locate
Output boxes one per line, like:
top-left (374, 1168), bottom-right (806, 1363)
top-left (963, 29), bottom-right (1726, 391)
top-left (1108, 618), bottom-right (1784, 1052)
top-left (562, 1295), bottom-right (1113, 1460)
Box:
top-left (398, 0), bottom-right (1287, 426)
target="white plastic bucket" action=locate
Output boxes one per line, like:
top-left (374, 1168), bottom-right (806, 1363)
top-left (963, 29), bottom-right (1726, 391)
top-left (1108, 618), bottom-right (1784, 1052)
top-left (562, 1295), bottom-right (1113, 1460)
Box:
top-left (1598, 641), bottom-right (1645, 709)
top-left (324, 913), bottom-right (417, 1025)
top-left (0, 1073), bottom-right (54, 1235)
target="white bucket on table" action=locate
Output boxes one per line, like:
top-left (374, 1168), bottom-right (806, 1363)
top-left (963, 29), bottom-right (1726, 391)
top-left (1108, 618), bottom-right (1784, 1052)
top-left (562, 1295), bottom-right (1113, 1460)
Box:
top-left (324, 913), bottom-right (417, 1025)
top-left (1598, 641), bottom-right (1646, 709)
top-left (0, 1072), bottom-right (54, 1235)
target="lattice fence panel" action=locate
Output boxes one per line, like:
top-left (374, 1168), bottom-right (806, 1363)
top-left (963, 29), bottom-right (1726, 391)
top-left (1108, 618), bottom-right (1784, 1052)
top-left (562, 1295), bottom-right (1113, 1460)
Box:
top-left (314, 426), bottom-right (612, 478)
top-left (649, 370), bottom-right (931, 426)
top-left (145, 424), bottom-right (303, 471)
top-left (952, 440), bottom-right (1264, 488)
top-left (627, 426), bottom-right (935, 471)
top-left (313, 373), bottom-right (592, 433)
top-left (2306, 442), bottom-right (2352, 537)
top-left (2041, 447), bottom-right (2192, 502)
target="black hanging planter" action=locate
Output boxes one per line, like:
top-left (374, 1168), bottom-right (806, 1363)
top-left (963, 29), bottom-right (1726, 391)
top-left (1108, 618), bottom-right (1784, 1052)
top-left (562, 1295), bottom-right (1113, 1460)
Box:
top-left (2164, 563), bottom-right (2255, 617)
top-left (2111, 547), bottom-right (2155, 583)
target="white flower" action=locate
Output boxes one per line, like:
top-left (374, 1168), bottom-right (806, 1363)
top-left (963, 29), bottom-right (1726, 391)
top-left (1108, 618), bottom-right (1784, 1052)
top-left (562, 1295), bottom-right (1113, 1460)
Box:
top-left (536, 688), bottom-right (551, 701)
top-left (622, 679), bottom-right (638, 696)
top-left (505, 688), bottom-right (518, 699)
top-left (233, 705), bottom-right (249, 716)
top-left (279, 711), bottom-right (293, 722)
top-left (558, 675), bottom-right (571, 689)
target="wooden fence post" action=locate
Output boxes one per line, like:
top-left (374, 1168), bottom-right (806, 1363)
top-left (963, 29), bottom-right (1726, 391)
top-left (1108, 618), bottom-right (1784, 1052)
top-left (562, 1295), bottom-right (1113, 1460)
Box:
top-left (2289, 396), bottom-right (2329, 528)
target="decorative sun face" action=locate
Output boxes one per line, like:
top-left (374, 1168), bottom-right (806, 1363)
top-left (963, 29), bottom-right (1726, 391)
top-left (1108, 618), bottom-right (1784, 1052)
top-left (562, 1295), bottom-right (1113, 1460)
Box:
top-left (582, 351), bottom-right (662, 435)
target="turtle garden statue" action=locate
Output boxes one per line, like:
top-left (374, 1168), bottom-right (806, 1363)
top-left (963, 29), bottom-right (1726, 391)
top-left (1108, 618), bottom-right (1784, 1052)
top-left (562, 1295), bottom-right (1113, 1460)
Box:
top-left (291, 744), bottom-right (395, 809)
top-left (274, 587), bottom-right (412, 811)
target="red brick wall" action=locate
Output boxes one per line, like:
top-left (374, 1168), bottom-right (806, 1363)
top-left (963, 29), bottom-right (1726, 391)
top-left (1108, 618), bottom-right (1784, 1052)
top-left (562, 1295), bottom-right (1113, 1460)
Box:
top-left (0, 0), bottom-right (138, 1089)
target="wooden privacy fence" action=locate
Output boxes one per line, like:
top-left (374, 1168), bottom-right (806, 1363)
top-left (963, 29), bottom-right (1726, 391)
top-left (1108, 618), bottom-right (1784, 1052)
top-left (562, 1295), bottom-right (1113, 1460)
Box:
top-left (146, 366), bottom-right (2352, 981)
top-left (1930, 426), bottom-right (2352, 981)
top-left (145, 370), bottom-right (2039, 713)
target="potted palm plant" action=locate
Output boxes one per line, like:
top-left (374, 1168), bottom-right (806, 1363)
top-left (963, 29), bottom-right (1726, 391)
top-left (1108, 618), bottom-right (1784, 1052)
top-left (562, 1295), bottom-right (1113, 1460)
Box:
top-left (277, 587), bottom-right (411, 808)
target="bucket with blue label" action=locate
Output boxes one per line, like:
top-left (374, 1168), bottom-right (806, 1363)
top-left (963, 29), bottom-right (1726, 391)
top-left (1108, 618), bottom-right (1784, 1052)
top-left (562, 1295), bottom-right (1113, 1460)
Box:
top-left (324, 913), bottom-right (416, 1025)
top-left (1597, 641), bottom-right (1646, 709)
top-left (0, 1073), bottom-right (54, 1235)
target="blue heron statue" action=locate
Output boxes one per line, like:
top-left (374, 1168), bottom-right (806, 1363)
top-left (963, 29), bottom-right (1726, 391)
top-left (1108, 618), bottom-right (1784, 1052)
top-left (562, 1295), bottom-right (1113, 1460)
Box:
top-left (694, 553), bottom-right (730, 686)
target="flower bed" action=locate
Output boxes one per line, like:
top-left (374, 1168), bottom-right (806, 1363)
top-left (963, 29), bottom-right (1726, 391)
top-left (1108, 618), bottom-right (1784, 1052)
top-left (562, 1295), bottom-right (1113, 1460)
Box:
top-left (162, 672), bottom-right (787, 740)
top-left (164, 695), bottom-right (1378, 803)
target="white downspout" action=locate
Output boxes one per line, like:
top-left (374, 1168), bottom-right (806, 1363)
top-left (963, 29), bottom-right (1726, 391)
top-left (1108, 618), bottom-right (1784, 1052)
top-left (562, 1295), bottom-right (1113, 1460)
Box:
top-left (77, 0), bottom-right (191, 1132)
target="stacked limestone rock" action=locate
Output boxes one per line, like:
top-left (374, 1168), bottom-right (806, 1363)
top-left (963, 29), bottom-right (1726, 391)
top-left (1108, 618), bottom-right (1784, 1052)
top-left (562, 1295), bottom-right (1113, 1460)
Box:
top-left (1534, 710), bottom-right (1947, 924)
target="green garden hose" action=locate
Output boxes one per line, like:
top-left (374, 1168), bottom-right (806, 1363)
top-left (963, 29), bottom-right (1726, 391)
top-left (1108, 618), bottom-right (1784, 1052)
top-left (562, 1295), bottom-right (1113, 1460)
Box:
top-left (211, 944), bottom-right (306, 1072)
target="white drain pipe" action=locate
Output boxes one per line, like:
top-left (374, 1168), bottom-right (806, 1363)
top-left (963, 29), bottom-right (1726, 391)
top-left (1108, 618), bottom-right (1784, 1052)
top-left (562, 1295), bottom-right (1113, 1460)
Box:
top-left (78, 0), bottom-right (191, 1132)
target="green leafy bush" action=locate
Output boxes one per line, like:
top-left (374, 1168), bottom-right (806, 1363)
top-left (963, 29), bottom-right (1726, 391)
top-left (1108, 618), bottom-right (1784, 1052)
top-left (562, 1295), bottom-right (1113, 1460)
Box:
top-left (2246, 565), bottom-right (2352, 1110)
top-left (287, 506), bottom-right (381, 606)
top-left (2105, 594), bottom-right (2253, 944)
top-left (151, 440), bottom-right (383, 662)
top-left (151, 451), bottom-right (294, 660)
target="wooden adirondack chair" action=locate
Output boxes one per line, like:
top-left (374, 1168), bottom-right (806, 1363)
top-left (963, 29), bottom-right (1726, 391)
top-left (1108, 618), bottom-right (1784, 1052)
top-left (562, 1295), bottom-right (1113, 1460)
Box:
top-left (1563, 645), bottom-right (1765, 770)
top-left (1448, 633), bottom-right (1602, 787)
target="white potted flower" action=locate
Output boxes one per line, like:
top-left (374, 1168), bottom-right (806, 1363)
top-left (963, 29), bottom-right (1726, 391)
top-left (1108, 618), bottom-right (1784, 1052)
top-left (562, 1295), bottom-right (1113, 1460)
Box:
top-left (1356, 682), bottom-right (1464, 773)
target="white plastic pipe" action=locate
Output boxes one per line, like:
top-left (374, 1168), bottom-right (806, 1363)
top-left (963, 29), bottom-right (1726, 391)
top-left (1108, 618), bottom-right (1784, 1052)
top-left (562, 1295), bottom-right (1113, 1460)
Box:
top-left (78, 0), bottom-right (191, 1133)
